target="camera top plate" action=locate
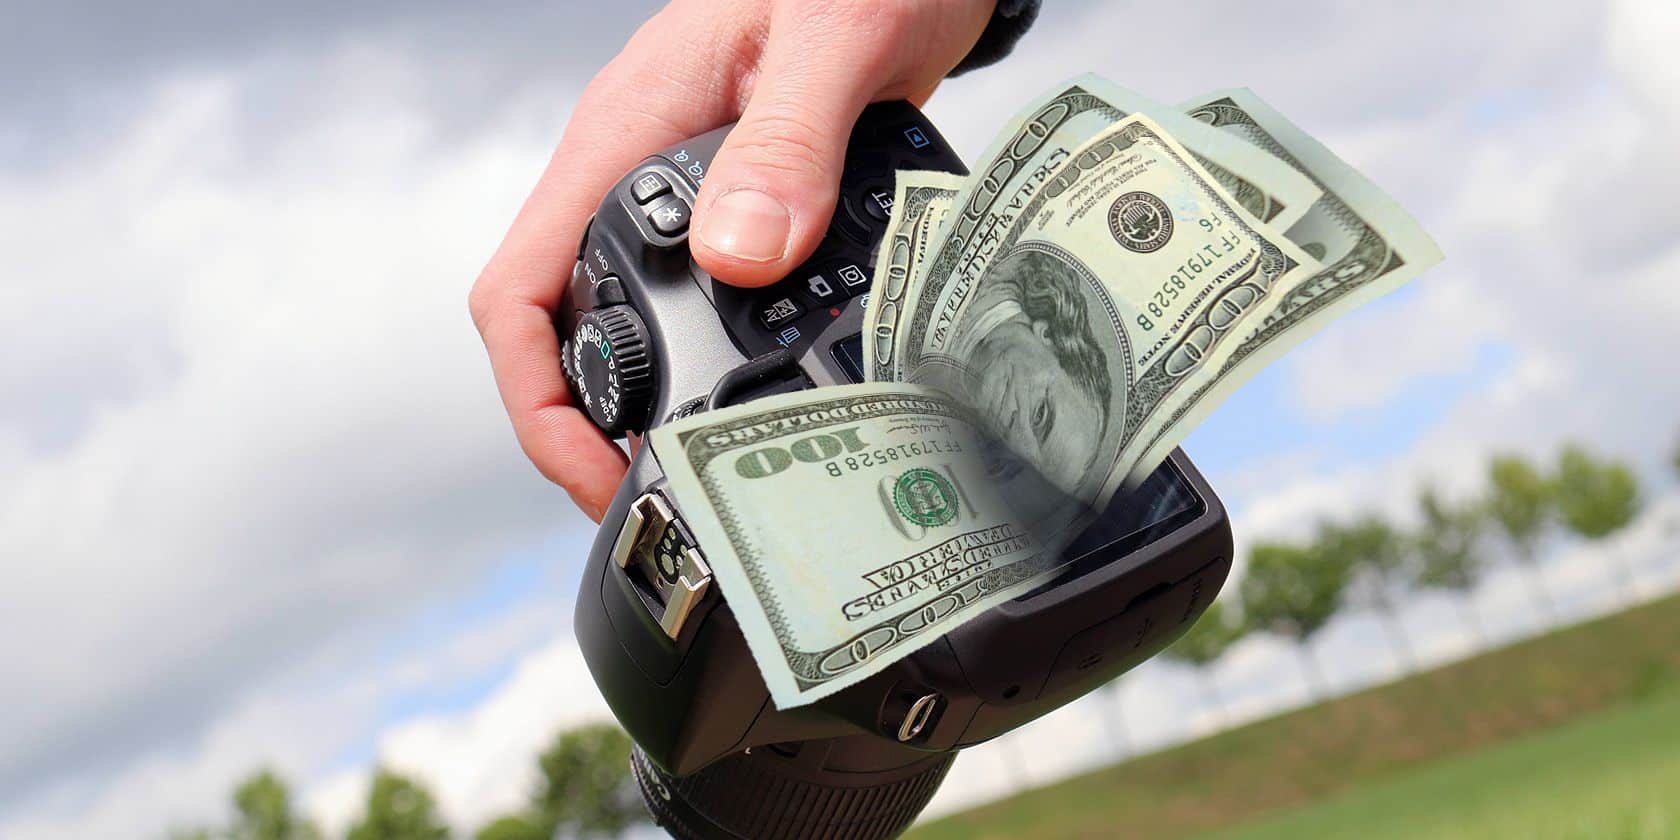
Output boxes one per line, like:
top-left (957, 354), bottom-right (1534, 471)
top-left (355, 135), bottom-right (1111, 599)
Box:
top-left (559, 101), bottom-right (965, 436)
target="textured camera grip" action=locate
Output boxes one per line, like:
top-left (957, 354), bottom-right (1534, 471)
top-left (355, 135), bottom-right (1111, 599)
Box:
top-left (632, 744), bottom-right (955, 840)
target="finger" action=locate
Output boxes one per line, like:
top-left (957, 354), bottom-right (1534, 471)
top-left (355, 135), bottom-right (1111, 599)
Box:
top-left (476, 297), bottom-right (629, 521)
top-left (689, 3), bottom-right (907, 288)
top-left (470, 13), bottom-right (746, 519)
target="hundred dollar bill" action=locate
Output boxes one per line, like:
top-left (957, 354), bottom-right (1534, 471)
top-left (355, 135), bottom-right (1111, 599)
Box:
top-left (1114, 88), bottom-right (1445, 486)
top-left (870, 74), bottom-right (1322, 384)
top-left (860, 170), bottom-right (962, 379)
top-left (650, 383), bottom-right (1085, 708)
top-left (910, 113), bottom-right (1320, 508)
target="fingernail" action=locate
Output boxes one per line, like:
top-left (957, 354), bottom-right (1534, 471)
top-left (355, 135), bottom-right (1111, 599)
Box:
top-left (697, 188), bottom-right (791, 263)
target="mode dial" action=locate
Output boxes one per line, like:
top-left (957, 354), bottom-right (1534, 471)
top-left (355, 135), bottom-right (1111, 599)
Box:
top-left (565, 305), bottom-right (656, 436)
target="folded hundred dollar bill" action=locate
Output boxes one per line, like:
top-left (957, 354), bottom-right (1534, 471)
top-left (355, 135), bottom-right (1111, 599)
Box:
top-left (651, 77), bottom-right (1440, 709)
top-left (650, 384), bottom-right (1077, 708)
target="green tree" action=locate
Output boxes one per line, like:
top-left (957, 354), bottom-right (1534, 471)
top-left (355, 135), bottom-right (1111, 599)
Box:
top-left (1318, 516), bottom-right (1415, 673)
top-left (230, 769), bottom-right (321, 840)
top-left (1161, 601), bottom-right (1245, 724)
top-left (475, 724), bottom-right (645, 840)
top-left (1411, 486), bottom-right (1491, 646)
top-left (1671, 430), bottom-right (1680, 481)
top-left (1554, 444), bottom-right (1642, 538)
top-left (1554, 443), bottom-right (1643, 598)
top-left (346, 768), bottom-right (449, 840)
top-left (1240, 540), bottom-right (1351, 700)
top-left (532, 723), bottom-right (644, 839)
top-left (474, 815), bottom-right (548, 840)
top-left (1486, 454), bottom-right (1558, 619)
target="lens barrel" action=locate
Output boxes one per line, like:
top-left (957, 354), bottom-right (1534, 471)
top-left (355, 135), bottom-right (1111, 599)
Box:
top-left (631, 742), bottom-right (955, 840)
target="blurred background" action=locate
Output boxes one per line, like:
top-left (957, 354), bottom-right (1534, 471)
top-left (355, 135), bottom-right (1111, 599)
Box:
top-left (4, 1), bottom-right (1679, 838)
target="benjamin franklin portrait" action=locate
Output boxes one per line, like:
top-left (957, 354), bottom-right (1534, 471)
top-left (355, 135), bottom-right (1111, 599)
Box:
top-left (944, 244), bottom-right (1125, 515)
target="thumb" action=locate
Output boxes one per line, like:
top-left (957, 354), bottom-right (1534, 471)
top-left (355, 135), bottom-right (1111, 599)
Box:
top-left (691, 26), bottom-right (886, 287)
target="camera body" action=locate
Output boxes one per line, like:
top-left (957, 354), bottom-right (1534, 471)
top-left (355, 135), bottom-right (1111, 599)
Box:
top-left (561, 102), bottom-right (1234, 839)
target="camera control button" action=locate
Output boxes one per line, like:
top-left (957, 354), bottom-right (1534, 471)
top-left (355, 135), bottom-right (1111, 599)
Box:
top-left (755, 294), bottom-right (805, 330)
top-left (630, 170), bottom-right (673, 204)
top-left (902, 124), bottom-right (933, 151)
top-left (832, 262), bottom-right (870, 295)
top-left (593, 274), bottom-right (627, 306)
top-left (646, 195), bottom-right (690, 236)
top-left (798, 270), bottom-right (845, 306)
top-left (568, 305), bottom-right (655, 436)
top-left (858, 183), bottom-right (894, 223)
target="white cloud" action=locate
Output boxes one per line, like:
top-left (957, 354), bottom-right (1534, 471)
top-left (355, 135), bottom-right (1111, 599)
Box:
top-left (0, 38), bottom-right (595, 825)
top-left (1609, 0), bottom-right (1680, 116)
top-left (8, 0), bottom-right (1680, 837)
top-left (1285, 276), bottom-right (1504, 422)
top-left (1181, 0), bottom-right (1680, 484)
top-left (0, 590), bottom-right (572, 839)
top-left (306, 636), bottom-right (612, 836)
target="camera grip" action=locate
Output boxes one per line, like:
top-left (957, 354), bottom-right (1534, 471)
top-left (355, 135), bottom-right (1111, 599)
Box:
top-left (632, 744), bottom-right (954, 840)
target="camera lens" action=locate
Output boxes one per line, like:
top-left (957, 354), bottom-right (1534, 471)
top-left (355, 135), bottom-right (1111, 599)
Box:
top-left (631, 739), bottom-right (955, 840)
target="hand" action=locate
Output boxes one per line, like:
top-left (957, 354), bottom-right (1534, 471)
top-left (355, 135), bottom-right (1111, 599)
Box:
top-left (469, 0), bottom-right (996, 521)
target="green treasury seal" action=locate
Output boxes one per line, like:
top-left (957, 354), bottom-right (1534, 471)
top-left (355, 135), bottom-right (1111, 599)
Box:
top-left (892, 468), bottom-right (960, 527)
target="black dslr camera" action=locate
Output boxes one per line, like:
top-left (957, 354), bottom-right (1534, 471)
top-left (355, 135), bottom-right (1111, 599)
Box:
top-left (560, 102), bottom-right (1233, 840)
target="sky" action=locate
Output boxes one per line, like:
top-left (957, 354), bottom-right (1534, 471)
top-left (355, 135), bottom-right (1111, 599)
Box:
top-left (3, 0), bottom-right (1679, 837)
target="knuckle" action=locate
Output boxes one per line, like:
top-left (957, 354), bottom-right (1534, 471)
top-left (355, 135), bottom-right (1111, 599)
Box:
top-left (865, 0), bottom-right (918, 40)
top-left (776, 0), bottom-right (916, 82)
top-left (466, 279), bottom-right (496, 334)
top-left (580, 62), bottom-right (629, 112)
top-left (799, 0), bottom-right (916, 41)
top-left (732, 107), bottom-right (836, 183)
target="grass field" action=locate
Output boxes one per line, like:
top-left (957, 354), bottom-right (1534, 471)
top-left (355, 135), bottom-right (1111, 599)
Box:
top-left (909, 593), bottom-right (1680, 840)
top-left (1203, 684), bottom-right (1680, 840)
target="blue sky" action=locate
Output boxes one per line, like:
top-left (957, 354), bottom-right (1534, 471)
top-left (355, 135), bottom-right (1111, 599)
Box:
top-left (4, 0), bottom-right (1680, 836)
top-left (1185, 306), bottom-right (1517, 510)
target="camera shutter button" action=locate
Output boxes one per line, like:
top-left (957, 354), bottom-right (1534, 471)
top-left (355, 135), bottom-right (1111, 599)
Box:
top-left (568, 306), bottom-right (656, 436)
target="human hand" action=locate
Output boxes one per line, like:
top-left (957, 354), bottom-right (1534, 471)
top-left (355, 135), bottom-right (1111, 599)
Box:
top-left (469, 0), bottom-right (996, 521)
